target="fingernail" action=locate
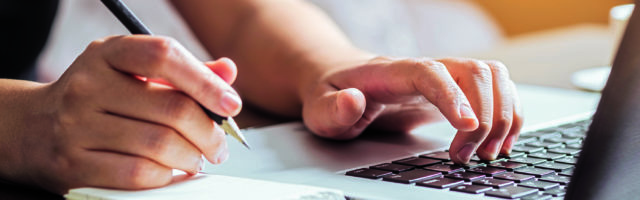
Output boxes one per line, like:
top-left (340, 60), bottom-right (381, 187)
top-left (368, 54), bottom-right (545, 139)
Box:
top-left (459, 104), bottom-right (476, 119)
top-left (216, 148), bottom-right (229, 164)
top-left (484, 138), bottom-right (502, 160)
top-left (456, 143), bottom-right (475, 164)
top-left (220, 57), bottom-right (236, 68)
top-left (198, 157), bottom-right (205, 172)
top-left (501, 136), bottom-right (516, 154)
top-left (220, 92), bottom-right (242, 115)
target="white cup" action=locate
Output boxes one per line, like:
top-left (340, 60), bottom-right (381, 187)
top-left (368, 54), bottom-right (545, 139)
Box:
top-left (610, 4), bottom-right (635, 52)
top-left (571, 4), bottom-right (635, 92)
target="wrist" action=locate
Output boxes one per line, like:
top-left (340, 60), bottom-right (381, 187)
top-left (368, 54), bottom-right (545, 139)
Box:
top-left (0, 80), bottom-right (53, 186)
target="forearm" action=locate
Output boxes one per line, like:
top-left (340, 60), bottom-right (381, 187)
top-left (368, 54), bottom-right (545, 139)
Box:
top-left (171, 0), bottom-right (372, 116)
top-left (0, 79), bottom-right (50, 185)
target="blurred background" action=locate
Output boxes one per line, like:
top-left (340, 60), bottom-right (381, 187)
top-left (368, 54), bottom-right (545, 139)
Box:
top-left (477, 0), bottom-right (631, 36)
top-left (39, 0), bottom-right (633, 91)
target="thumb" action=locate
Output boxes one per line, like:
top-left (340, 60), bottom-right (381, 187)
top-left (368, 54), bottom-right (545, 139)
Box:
top-left (303, 87), bottom-right (371, 140)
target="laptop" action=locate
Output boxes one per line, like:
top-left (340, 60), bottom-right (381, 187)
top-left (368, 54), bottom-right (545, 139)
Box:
top-left (204, 3), bottom-right (640, 199)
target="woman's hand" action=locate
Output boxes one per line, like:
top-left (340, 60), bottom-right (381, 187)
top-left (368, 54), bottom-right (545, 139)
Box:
top-left (5, 35), bottom-right (241, 194)
top-left (301, 56), bottom-right (523, 164)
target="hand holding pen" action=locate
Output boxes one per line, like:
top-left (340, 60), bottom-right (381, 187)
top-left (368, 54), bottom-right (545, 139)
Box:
top-left (8, 2), bottom-right (246, 195)
top-left (100, 0), bottom-right (249, 149)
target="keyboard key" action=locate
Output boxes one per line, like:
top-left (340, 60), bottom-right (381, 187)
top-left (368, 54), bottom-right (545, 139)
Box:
top-left (484, 186), bottom-right (538, 199)
top-left (443, 161), bottom-right (486, 169)
top-left (518, 180), bottom-right (560, 191)
top-left (509, 157), bottom-right (547, 165)
top-left (346, 168), bottom-right (392, 179)
top-left (559, 168), bottom-right (574, 176)
top-left (514, 167), bottom-right (555, 177)
top-left (493, 172), bottom-right (535, 183)
top-left (470, 155), bottom-right (481, 162)
top-left (565, 143), bottom-right (582, 149)
top-left (423, 164), bottom-right (464, 174)
top-left (561, 132), bottom-right (585, 139)
top-left (555, 157), bottom-right (578, 165)
top-left (544, 137), bottom-right (581, 144)
top-left (543, 187), bottom-right (567, 197)
top-left (512, 145), bottom-right (545, 154)
top-left (466, 166), bottom-right (507, 176)
top-left (548, 148), bottom-right (581, 156)
top-left (498, 152), bottom-right (526, 159)
top-left (557, 122), bottom-right (581, 129)
top-left (535, 162), bottom-right (574, 172)
top-left (382, 169), bottom-right (442, 184)
top-left (528, 152), bottom-right (566, 160)
top-left (370, 163), bottom-right (414, 173)
top-left (416, 177), bottom-right (464, 189)
top-left (392, 157), bottom-right (441, 167)
top-left (445, 172), bottom-right (486, 181)
top-left (526, 141), bottom-right (563, 149)
top-left (560, 126), bottom-right (586, 135)
top-left (533, 132), bottom-right (563, 140)
top-left (515, 136), bottom-right (538, 145)
top-left (472, 178), bottom-right (515, 188)
top-left (419, 151), bottom-right (451, 161)
top-left (489, 161), bottom-right (528, 171)
top-left (481, 157), bottom-right (509, 164)
top-left (539, 174), bottom-right (571, 185)
top-left (521, 193), bottom-right (553, 200)
top-left (450, 184), bottom-right (492, 194)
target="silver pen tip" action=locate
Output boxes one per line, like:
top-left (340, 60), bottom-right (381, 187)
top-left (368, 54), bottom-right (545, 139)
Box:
top-left (221, 117), bottom-right (251, 150)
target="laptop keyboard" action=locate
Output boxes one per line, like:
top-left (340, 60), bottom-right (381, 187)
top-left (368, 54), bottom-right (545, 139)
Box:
top-left (346, 119), bottom-right (590, 199)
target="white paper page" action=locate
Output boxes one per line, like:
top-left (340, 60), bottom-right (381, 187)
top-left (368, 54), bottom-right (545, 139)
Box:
top-left (65, 172), bottom-right (343, 200)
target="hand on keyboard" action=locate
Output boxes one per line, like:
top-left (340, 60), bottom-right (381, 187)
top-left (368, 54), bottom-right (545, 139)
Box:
top-left (300, 56), bottom-right (523, 163)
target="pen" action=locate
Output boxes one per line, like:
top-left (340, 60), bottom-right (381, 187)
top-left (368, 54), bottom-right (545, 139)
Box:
top-left (100, 0), bottom-right (250, 149)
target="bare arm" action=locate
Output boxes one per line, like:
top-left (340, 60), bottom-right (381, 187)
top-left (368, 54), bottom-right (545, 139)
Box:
top-left (171, 0), bottom-right (369, 116)
top-left (0, 80), bottom-right (48, 185)
top-left (172, 0), bottom-right (524, 164)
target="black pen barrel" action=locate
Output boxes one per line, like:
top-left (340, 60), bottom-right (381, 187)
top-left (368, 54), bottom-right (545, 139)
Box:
top-left (100, 0), bottom-right (153, 35)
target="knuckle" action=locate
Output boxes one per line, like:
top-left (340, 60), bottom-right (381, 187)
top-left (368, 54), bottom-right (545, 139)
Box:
top-left (204, 126), bottom-right (227, 155)
top-left (369, 55), bottom-right (394, 63)
top-left (86, 36), bottom-right (119, 51)
top-left (430, 82), bottom-right (460, 106)
top-left (143, 127), bottom-right (177, 158)
top-left (145, 37), bottom-right (179, 71)
top-left (467, 60), bottom-right (491, 75)
top-left (417, 59), bottom-right (446, 72)
top-left (494, 116), bottom-right (512, 133)
top-left (199, 72), bottom-right (222, 94)
top-left (487, 61), bottom-right (510, 78)
top-left (162, 92), bottom-right (198, 120)
top-left (475, 121), bottom-right (493, 136)
top-left (86, 39), bottom-right (105, 51)
top-left (211, 126), bottom-right (226, 148)
top-left (409, 58), bottom-right (447, 81)
top-left (126, 160), bottom-right (157, 188)
top-left (62, 72), bottom-right (94, 101)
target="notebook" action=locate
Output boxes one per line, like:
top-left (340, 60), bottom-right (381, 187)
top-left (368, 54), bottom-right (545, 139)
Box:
top-left (64, 171), bottom-right (344, 200)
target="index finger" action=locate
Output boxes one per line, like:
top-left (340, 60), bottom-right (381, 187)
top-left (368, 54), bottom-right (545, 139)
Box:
top-left (97, 35), bottom-right (242, 117)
